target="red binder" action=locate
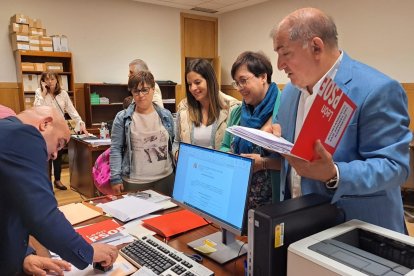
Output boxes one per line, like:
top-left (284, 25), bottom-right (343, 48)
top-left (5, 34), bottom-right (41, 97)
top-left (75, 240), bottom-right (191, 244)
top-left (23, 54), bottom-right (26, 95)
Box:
top-left (142, 210), bottom-right (208, 239)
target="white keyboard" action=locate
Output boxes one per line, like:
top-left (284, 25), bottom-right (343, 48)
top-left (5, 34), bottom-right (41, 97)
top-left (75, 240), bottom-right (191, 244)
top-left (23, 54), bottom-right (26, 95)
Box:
top-left (120, 235), bottom-right (214, 276)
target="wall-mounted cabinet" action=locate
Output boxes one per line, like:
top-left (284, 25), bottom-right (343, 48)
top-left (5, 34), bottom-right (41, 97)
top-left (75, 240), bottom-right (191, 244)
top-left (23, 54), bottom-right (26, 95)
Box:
top-left (84, 81), bottom-right (177, 130)
top-left (14, 50), bottom-right (75, 111)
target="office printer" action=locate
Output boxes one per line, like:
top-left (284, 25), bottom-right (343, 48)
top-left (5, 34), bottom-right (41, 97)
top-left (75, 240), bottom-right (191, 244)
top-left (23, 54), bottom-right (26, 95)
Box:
top-left (288, 220), bottom-right (414, 276)
top-left (247, 193), bottom-right (344, 276)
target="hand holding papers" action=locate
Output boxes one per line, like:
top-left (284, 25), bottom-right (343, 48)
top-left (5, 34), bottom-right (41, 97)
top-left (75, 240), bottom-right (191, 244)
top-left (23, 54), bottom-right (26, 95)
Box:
top-left (227, 77), bottom-right (356, 161)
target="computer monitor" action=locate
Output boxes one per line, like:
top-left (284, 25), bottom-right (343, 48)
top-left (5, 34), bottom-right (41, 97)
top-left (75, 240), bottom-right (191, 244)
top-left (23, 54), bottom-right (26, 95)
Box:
top-left (172, 142), bottom-right (254, 264)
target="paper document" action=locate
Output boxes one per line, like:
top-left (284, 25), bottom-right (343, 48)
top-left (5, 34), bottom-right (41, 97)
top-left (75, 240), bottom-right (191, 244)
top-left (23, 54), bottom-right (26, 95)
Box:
top-left (100, 196), bottom-right (162, 222)
top-left (58, 202), bottom-right (102, 225)
top-left (83, 138), bottom-right (111, 146)
top-left (227, 77), bottom-right (356, 161)
top-left (226, 125), bottom-right (294, 155)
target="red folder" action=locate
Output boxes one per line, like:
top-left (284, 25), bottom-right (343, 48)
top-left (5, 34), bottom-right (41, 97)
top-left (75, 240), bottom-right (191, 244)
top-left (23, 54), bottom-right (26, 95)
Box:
top-left (142, 210), bottom-right (208, 239)
top-left (76, 219), bottom-right (123, 244)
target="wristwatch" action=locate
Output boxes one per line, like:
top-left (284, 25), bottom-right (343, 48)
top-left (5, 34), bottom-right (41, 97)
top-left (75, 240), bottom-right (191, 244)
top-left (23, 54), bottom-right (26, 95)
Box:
top-left (325, 175), bottom-right (338, 189)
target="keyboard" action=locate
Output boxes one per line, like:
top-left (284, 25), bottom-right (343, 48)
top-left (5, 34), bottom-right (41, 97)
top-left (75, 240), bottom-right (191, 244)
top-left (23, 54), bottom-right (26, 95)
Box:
top-left (120, 235), bottom-right (214, 276)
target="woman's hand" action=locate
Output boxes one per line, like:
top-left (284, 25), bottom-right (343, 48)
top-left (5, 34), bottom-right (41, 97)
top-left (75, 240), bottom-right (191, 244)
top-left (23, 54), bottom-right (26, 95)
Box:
top-left (240, 153), bottom-right (265, 173)
top-left (23, 255), bottom-right (71, 276)
top-left (80, 122), bottom-right (89, 135)
top-left (41, 81), bottom-right (48, 96)
top-left (111, 183), bottom-right (124, 195)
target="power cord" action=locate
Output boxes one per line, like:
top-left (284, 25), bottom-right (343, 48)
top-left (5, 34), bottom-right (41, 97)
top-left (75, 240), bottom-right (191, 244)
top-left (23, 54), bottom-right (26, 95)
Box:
top-left (233, 240), bottom-right (247, 275)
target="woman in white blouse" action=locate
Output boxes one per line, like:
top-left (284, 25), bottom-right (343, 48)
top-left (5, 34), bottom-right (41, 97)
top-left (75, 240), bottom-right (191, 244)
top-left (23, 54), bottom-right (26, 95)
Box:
top-left (34, 71), bottom-right (88, 190)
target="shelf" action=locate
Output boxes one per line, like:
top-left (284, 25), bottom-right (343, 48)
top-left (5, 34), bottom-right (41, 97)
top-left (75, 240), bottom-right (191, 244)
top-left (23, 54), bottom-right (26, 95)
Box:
top-left (22, 71), bottom-right (72, 75)
top-left (17, 50), bottom-right (72, 58)
top-left (91, 103), bottom-right (123, 107)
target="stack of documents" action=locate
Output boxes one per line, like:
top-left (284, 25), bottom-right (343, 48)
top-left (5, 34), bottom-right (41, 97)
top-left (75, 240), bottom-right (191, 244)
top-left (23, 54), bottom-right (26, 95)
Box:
top-left (99, 196), bottom-right (162, 222)
top-left (226, 125), bottom-right (293, 155)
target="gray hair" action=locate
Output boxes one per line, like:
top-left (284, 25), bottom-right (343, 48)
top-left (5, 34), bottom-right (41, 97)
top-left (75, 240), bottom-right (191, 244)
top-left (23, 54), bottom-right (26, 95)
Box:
top-left (129, 59), bottom-right (149, 73)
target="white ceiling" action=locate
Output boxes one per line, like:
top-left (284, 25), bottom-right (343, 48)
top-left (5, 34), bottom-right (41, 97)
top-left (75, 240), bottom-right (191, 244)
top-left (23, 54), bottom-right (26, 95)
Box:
top-left (132, 0), bottom-right (269, 14)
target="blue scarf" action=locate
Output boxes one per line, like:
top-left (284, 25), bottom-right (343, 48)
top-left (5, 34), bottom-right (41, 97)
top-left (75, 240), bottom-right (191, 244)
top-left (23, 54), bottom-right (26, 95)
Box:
top-left (233, 82), bottom-right (279, 154)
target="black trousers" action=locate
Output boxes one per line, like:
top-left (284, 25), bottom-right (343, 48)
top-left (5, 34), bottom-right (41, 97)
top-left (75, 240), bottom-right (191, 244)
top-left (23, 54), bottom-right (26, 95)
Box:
top-left (49, 149), bottom-right (63, 181)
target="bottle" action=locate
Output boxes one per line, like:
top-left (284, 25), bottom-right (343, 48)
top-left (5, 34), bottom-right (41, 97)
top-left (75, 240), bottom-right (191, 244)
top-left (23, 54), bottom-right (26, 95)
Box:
top-left (100, 122), bottom-right (109, 139)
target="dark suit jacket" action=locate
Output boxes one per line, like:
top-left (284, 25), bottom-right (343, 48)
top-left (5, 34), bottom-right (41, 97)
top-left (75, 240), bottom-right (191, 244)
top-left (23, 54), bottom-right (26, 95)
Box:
top-left (0, 116), bottom-right (93, 275)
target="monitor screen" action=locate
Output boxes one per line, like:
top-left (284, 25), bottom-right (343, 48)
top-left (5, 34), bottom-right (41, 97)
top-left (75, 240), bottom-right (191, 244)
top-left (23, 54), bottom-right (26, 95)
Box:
top-left (172, 143), bottom-right (253, 236)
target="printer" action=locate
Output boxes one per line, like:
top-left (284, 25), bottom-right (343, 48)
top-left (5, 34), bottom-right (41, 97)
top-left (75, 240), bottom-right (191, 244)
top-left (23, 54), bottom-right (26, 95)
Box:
top-left (287, 220), bottom-right (414, 276)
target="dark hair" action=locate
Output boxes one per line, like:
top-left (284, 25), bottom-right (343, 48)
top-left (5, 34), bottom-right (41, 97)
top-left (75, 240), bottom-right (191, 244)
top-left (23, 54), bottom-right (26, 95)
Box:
top-left (185, 59), bottom-right (225, 127)
top-left (231, 51), bottom-right (273, 84)
top-left (128, 71), bottom-right (155, 91)
top-left (39, 71), bottom-right (62, 95)
top-left (123, 96), bottom-right (133, 109)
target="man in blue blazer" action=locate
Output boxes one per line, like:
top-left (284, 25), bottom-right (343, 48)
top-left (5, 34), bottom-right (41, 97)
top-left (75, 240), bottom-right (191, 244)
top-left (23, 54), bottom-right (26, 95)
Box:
top-left (271, 7), bottom-right (411, 233)
top-left (0, 106), bottom-right (118, 275)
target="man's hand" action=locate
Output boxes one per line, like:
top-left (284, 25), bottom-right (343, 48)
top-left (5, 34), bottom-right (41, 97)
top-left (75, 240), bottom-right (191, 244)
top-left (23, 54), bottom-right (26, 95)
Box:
top-left (91, 243), bottom-right (118, 268)
top-left (111, 183), bottom-right (124, 195)
top-left (23, 255), bottom-right (71, 276)
top-left (284, 140), bottom-right (336, 182)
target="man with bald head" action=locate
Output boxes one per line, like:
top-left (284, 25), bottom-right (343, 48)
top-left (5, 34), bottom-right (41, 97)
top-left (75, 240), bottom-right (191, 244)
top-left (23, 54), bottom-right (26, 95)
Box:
top-left (271, 8), bottom-right (411, 233)
top-left (0, 106), bottom-right (118, 275)
top-left (129, 59), bottom-right (164, 107)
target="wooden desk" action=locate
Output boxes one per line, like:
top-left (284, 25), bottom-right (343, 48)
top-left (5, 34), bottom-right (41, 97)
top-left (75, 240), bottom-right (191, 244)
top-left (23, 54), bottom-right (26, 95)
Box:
top-left (80, 197), bottom-right (246, 276)
top-left (68, 137), bottom-right (110, 198)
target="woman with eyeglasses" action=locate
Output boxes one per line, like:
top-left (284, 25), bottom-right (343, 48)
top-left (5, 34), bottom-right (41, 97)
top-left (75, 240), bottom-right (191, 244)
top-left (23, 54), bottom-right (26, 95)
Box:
top-left (110, 71), bottom-right (175, 195)
top-left (172, 59), bottom-right (240, 159)
top-left (34, 71), bottom-right (88, 190)
top-left (220, 51), bottom-right (281, 209)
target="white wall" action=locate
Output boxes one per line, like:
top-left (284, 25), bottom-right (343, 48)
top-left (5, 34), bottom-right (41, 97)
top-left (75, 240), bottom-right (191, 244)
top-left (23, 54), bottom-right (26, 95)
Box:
top-left (1, 0), bottom-right (413, 85)
top-left (219, 0), bottom-right (414, 84)
top-left (0, 0), bottom-right (182, 83)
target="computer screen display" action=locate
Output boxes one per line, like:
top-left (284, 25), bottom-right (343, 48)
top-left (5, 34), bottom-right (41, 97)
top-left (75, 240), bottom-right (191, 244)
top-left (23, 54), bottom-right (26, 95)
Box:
top-left (172, 143), bottom-right (253, 235)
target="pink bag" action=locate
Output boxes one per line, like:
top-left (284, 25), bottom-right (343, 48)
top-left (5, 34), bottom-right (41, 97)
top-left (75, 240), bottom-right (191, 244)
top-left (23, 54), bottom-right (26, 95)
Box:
top-left (92, 148), bottom-right (113, 195)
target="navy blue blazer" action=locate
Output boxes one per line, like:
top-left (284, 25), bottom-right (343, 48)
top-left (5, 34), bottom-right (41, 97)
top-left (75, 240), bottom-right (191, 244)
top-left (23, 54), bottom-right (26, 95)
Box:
top-left (0, 117), bottom-right (93, 275)
top-left (275, 52), bottom-right (411, 233)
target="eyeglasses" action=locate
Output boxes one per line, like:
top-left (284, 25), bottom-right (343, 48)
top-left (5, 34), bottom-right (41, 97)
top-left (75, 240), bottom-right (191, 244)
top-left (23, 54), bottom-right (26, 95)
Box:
top-left (231, 75), bottom-right (254, 89)
top-left (131, 87), bottom-right (151, 95)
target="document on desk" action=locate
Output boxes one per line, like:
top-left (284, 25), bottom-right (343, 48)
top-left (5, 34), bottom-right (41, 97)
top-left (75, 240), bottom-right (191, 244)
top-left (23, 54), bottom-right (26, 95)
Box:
top-left (83, 138), bottom-right (111, 146)
top-left (99, 196), bottom-right (162, 222)
top-left (58, 202), bottom-right (103, 225)
top-left (141, 189), bottom-right (177, 210)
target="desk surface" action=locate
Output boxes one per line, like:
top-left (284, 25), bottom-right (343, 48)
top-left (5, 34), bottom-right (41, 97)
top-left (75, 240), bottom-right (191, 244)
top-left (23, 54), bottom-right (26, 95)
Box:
top-left (79, 197), bottom-right (246, 276)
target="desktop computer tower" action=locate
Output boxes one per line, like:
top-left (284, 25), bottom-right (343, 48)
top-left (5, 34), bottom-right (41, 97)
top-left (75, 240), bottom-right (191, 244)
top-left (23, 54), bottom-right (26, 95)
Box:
top-left (247, 193), bottom-right (344, 276)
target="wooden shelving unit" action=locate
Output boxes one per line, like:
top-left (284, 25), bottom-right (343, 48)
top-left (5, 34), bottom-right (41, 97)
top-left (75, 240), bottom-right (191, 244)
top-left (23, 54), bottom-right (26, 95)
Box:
top-left (14, 50), bottom-right (75, 110)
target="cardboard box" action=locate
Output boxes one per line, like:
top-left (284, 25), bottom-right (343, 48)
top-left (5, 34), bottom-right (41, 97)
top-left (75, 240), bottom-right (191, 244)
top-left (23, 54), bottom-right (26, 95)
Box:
top-left (60, 35), bottom-right (69, 52)
top-left (40, 46), bottom-right (53, 52)
top-left (29, 35), bottom-right (40, 45)
top-left (29, 27), bottom-right (45, 36)
top-left (12, 41), bottom-right (30, 51)
top-left (51, 35), bottom-right (61, 52)
top-left (9, 23), bottom-right (29, 34)
top-left (24, 95), bottom-right (35, 109)
top-left (11, 33), bottom-right (29, 43)
top-left (23, 74), bottom-right (38, 91)
top-left (45, 62), bottom-right (63, 72)
top-left (29, 18), bottom-right (43, 28)
top-left (34, 63), bottom-right (46, 72)
top-left (21, 62), bottom-right (35, 71)
top-left (10, 14), bottom-right (30, 24)
top-left (40, 36), bottom-right (53, 46)
top-left (59, 75), bottom-right (69, 91)
top-left (29, 44), bottom-right (40, 51)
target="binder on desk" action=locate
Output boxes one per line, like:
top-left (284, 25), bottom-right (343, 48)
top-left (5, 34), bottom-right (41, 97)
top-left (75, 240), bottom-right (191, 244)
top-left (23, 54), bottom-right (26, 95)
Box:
top-left (142, 209), bottom-right (208, 239)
